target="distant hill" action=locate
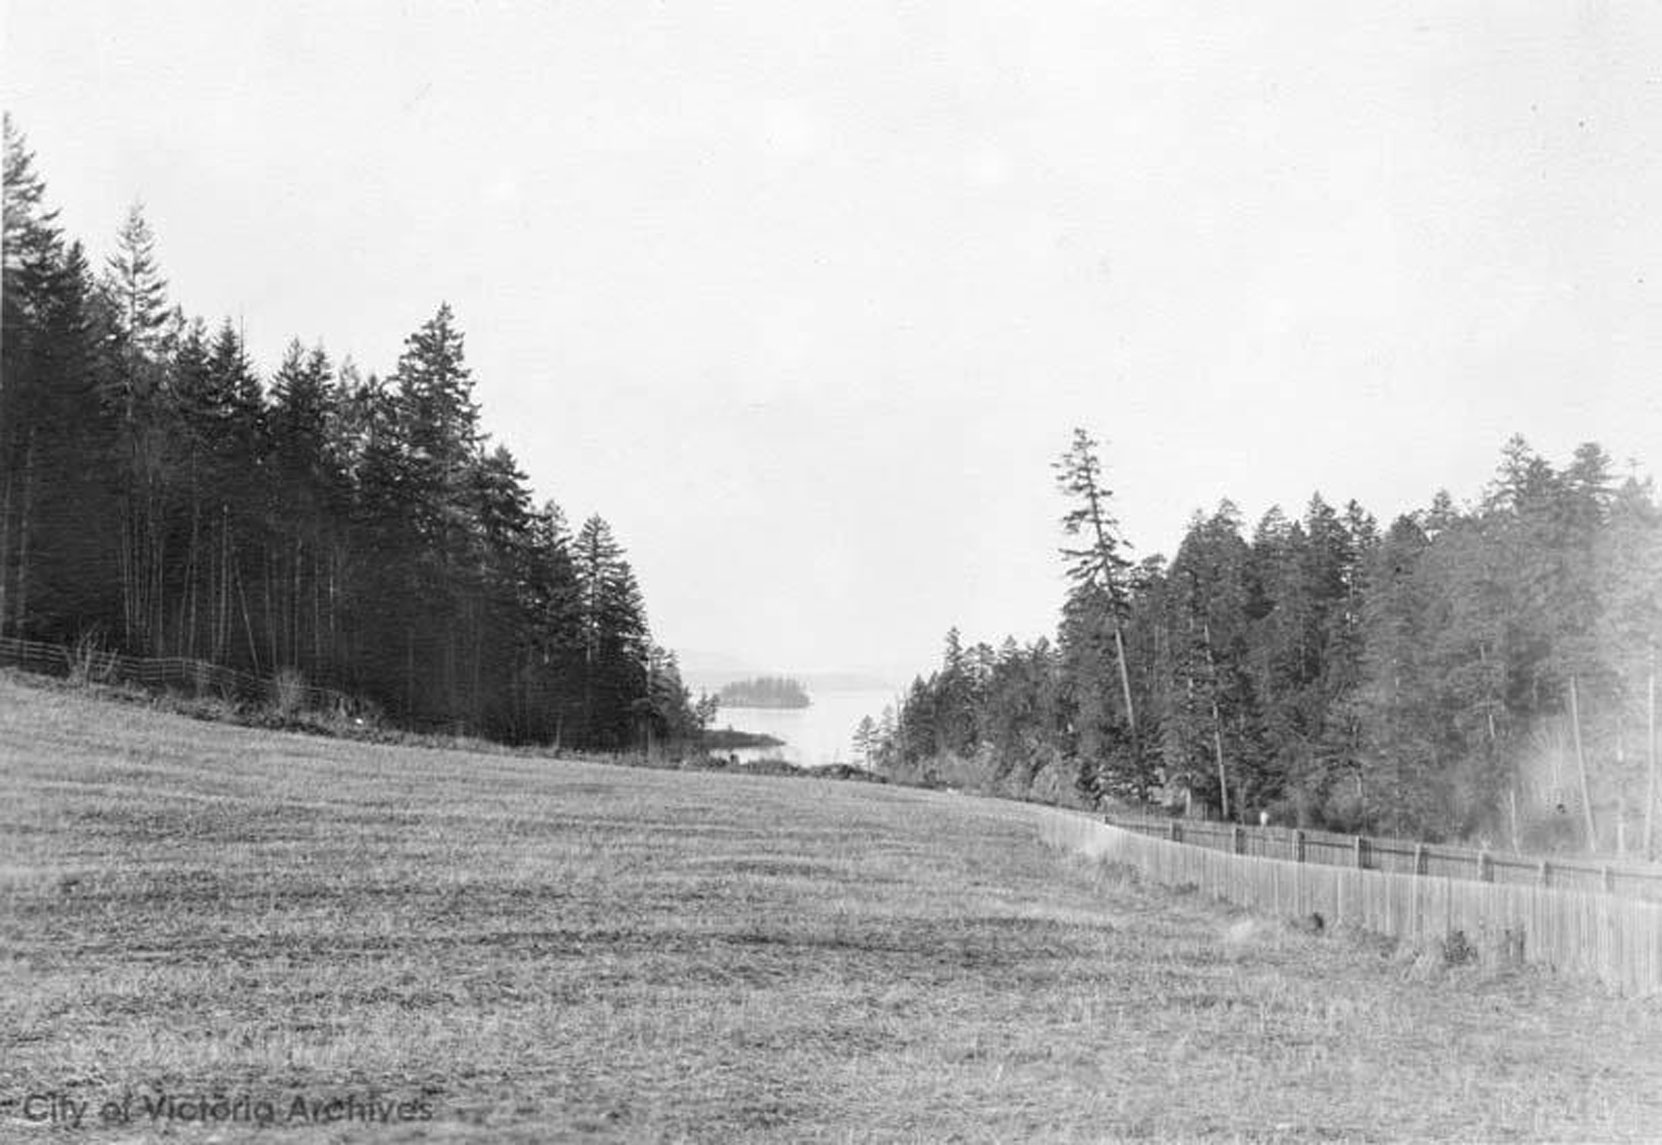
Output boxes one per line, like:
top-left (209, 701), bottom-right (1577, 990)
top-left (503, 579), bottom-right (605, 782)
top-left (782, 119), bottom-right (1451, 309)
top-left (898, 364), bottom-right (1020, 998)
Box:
top-left (718, 676), bottom-right (811, 709)
top-left (797, 671), bottom-right (896, 693)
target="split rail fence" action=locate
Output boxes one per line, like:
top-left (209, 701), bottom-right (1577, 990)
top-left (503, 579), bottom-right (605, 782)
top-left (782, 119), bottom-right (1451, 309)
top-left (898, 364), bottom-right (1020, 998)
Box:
top-left (1047, 814), bottom-right (1662, 995)
top-left (0, 635), bottom-right (355, 715)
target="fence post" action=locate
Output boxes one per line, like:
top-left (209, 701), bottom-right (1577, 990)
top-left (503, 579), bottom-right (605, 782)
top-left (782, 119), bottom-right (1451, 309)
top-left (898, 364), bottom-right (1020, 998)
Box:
top-left (1602, 866), bottom-right (1615, 895)
top-left (1294, 829), bottom-right (1306, 863)
top-left (1354, 836), bottom-right (1367, 870)
top-left (1539, 859), bottom-right (1550, 888)
top-left (1414, 844), bottom-right (1428, 876)
top-left (1478, 851), bottom-right (1493, 883)
top-left (1168, 820), bottom-right (1181, 844)
top-left (1232, 825), bottom-right (1244, 855)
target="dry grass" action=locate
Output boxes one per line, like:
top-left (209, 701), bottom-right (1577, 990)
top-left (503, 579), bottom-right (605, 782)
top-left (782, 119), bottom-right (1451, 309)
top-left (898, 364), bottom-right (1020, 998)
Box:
top-left (2, 672), bottom-right (1660, 1143)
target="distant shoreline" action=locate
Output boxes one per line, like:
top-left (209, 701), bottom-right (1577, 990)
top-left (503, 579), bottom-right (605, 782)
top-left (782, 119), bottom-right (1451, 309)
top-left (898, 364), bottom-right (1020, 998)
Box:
top-left (686, 672), bottom-right (897, 694)
top-left (701, 727), bottom-right (786, 750)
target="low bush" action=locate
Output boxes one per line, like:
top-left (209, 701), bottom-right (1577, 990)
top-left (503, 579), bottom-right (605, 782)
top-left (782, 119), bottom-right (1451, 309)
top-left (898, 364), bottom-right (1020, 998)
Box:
top-left (1440, 929), bottom-right (1477, 967)
top-left (64, 628), bottom-right (114, 687)
top-left (269, 667), bottom-right (309, 720)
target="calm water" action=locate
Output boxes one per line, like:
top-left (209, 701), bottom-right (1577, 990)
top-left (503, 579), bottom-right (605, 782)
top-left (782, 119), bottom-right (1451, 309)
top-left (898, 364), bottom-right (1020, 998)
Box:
top-left (717, 688), bottom-right (900, 768)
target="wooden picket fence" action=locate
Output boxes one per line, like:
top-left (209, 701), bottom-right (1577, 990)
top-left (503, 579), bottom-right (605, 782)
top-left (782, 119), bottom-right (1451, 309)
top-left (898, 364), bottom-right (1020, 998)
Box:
top-left (1046, 814), bottom-right (1662, 995)
top-left (1105, 812), bottom-right (1662, 902)
top-left (0, 634), bottom-right (357, 715)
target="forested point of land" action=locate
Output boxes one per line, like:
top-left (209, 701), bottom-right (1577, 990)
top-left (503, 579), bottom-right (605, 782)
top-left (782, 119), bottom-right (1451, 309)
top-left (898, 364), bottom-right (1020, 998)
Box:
top-left (718, 676), bottom-right (812, 709)
top-left (700, 727), bottom-right (786, 750)
top-left (0, 116), bottom-right (713, 747)
top-left (865, 429), bottom-right (1662, 853)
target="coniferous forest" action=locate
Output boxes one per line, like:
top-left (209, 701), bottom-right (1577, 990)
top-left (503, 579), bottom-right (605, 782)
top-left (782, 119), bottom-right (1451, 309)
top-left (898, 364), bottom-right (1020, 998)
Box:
top-left (8, 111), bottom-right (1661, 849)
top-left (0, 117), bottom-right (705, 747)
top-left (871, 430), bottom-right (1662, 851)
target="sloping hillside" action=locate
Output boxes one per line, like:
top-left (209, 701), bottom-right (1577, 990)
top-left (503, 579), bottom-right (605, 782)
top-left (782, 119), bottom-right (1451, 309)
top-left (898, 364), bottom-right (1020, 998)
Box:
top-left (2, 672), bottom-right (1659, 1142)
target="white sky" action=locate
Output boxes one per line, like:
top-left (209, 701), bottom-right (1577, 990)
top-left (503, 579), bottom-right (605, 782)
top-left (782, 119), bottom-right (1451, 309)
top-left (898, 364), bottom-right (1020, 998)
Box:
top-left (5, 1), bottom-right (1660, 683)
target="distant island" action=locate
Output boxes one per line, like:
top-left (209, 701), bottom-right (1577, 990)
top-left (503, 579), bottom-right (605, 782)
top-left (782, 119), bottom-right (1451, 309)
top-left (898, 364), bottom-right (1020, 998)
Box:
top-left (718, 676), bottom-right (811, 709)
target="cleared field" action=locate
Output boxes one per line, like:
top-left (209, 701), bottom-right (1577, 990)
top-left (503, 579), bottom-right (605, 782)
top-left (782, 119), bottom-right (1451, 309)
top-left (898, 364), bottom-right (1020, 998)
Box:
top-left (2, 673), bottom-right (1660, 1143)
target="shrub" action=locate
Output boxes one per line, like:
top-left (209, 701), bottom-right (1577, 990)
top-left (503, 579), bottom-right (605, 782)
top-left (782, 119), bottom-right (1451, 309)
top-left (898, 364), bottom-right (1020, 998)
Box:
top-left (1321, 786), bottom-right (1374, 835)
top-left (1519, 810), bottom-right (1581, 855)
top-left (270, 667), bottom-right (309, 721)
top-left (1027, 759), bottom-right (1089, 809)
top-left (1493, 925), bottom-right (1526, 967)
top-left (64, 628), bottom-right (114, 687)
top-left (190, 658), bottom-right (230, 700)
top-left (1289, 911), bottom-right (1326, 936)
top-left (1440, 929), bottom-right (1477, 967)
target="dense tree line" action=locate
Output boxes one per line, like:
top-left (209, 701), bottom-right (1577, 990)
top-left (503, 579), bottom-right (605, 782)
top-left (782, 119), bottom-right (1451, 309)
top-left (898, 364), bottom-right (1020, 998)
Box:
top-left (870, 430), bottom-right (1662, 851)
top-left (0, 117), bottom-right (705, 746)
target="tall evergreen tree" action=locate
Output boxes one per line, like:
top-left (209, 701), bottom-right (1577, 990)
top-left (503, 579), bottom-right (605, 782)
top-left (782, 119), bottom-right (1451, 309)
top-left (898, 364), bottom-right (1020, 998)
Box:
top-left (1162, 504), bottom-right (1257, 819)
top-left (1055, 428), bottom-right (1142, 796)
top-left (574, 515), bottom-right (651, 747)
top-left (1, 115), bottom-right (65, 637)
top-left (1355, 516), bottom-right (1441, 834)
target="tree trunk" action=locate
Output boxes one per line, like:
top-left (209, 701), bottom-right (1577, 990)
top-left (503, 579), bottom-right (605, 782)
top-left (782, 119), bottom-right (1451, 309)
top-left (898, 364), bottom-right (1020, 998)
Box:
top-left (0, 465), bottom-right (13, 637)
top-left (1570, 675), bottom-right (1597, 851)
top-left (185, 492), bottom-right (201, 657)
top-left (329, 543), bottom-right (341, 673)
top-left (292, 535), bottom-right (303, 671)
top-left (1646, 650), bottom-right (1657, 860)
top-left (1211, 698), bottom-right (1229, 821)
top-left (12, 432), bottom-right (37, 637)
top-left (218, 507), bottom-right (231, 662)
top-left (264, 545), bottom-right (278, 669)
top-left (1111, 621), bottom-right (1136, 735)
top-left (311, 540), bottom-right (322, 677)
top-left (154, 507), bottom-right (165, 653)
top-left (1203, 619), bottom-right (1229, 820)
top-left (236, 551), bottom-right (260, 673)
top-left (119, 513), bottom-right (136, 645)
top-left (10, 432), bottom-right (38, 638)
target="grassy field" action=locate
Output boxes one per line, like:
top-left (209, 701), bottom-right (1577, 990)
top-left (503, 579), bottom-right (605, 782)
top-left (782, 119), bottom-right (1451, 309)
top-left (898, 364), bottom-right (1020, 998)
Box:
top-left (3, 672), bottom-right (1660, 1143)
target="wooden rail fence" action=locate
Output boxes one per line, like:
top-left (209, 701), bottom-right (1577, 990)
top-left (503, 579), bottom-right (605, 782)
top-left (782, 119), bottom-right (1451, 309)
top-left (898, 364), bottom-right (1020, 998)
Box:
top-left (1047, 814), bottom-right (1662, 996)
top-left (0, 635), bottom-right (356, 715)
top-left (1102, 813), bottom-right (1662, 903)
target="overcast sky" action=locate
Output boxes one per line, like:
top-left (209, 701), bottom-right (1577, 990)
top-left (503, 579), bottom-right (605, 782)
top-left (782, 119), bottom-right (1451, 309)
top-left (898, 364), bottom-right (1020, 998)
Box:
top-left (5, 1), bottom-right (1660, 683)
